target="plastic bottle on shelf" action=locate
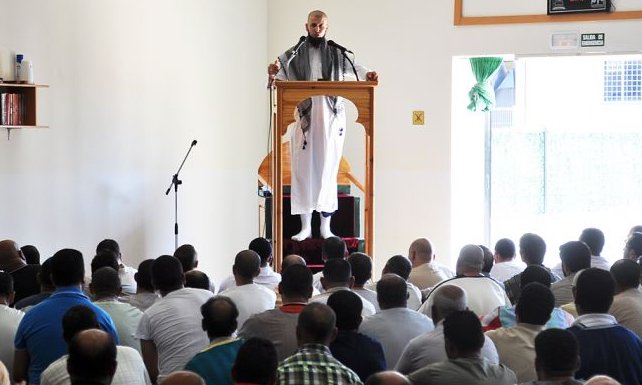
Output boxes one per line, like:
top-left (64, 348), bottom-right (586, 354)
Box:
top-left (15, 54), bottom-right (24, 83)
top-left (21, 60), bottom-right (33, 84)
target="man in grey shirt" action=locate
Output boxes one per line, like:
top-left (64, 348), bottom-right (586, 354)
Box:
top-left (407, 310), bottom-right (516, 385)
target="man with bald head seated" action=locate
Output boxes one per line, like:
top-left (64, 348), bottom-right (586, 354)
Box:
top-left (328, 290), bottom-right (386, 381)
top-left (0, 239), bottom-right (40, 305)
top-left (185, 296), bottom-right (243, 385)
top-left (281, 254), bottom-right (306, 271)
top-left (365, 371), bottom-right (410, 385)
top-left (239, 264), bottom-right (313, 361)
top-left (162, 371), bottom-right (205, 385)
top-left (310, 258), bottom-right (376, 316)
top-left (519, 328), bottom-right (583, 385)
top-left (407, 310), bottom-right (516, 385)
top-left (609, 259), bottom-right (642, 338)
top-left (407, 238), bottom-right (453, 291)
top-left (134, 255), bottom-right (213, 384)
top-left (41, 305), bottom-right (150, 385)
top-left (231, 338), bottom-right (278, 385)
top-left (419, 245), bottom-right (509, 317)
top-left (486, 283), bottom-right (555, 383)
top-left (360, 274), bottom-right (433, 369)
top-left (119, 259), bottom-right (159, 311)
top-left (277, 303), bottom-right (362, 385)
top-left (551, 241), bottom-right (591, 307)
top-left (504, 233), bottom-right (560, 305)
top-left (90, 267), bottom-right (143, 353)
top-left (185, 270), bottom-right (211, 290)
top-left (67, 329), bottom-right (117, 385)
top-left (219, 250), bottom-right (276, 328)
top-left (14, 249), bottom-right (118, 385)
top-left (220, 238), bottom-right (281, 292)
top-left (568, 268), bottom-right (642, 384)
top-left (396, 285), bottom-right (499, 374)
top-left (348, 253), bottom-right (379, 311)
top-left (367, 255), bottom-right (423, 311)
top-left (585, 376), bottom-right (623, 385)
top-left (481, 265), bottom-right (574, 332)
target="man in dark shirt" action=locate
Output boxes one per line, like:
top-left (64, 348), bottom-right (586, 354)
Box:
top-left (0, 240), bottom-right (40, 305)
top-left (328, 290), bottom-right (386, 381)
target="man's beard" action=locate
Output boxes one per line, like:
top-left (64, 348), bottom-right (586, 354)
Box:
top-left (307, 35), bottom-right (326, 47)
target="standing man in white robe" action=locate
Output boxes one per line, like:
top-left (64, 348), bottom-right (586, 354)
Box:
top-left (268, 10), bottom-right (378, 241)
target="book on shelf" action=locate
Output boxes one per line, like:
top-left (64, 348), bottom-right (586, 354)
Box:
top-left (0, 93), bottom-right (25, 126)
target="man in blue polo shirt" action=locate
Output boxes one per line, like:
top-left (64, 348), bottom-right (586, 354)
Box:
top-left (13, 248), bottom-right (118, 385)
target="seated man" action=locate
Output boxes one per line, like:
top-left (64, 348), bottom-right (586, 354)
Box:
top-left (396, 285), bottom-right (499, 375)
top-left (567, 268), bottom-right (642, 384)
top-left (360, 274), bottom-right (433, 369)
top-left (407, 238), bottom-right (452, 291)
top-left (0, 240), bottom-right (40, 305)
top-left (367, 255), bottom-right (423, 311)
top-left (365, 371), bottom-right (410, 385)
top-left (185, 297), bottom-right (244, 385)
top-left (520, 328), bottom-right (583, 385)
top-left (485, 283), bottom-right (555, 383)
top-left (219, 238), bottom-right (280, 292)
top-left (419, 245), bottom-right (509, 317)
top-left (66, 329), bottom-right (118, 385)
top-left (310, 259), bottom-right (376, 316)
top-left (312, 237), bottom-right (348, 293)
top-left (276, 303), bottom-right (361, 385)
top-left (218, 250), bottom-right (276, 328)
top-left (348, 252), bottom-right (379, 312)
top-left (551, 241), bottom-right (591, 307)
top-left (407, 310), bottom-right (516, 385)
top-left (489, 238), bottom-right (524, 283)
top-left (0, 272), bottom-right (24, 381)
top-left (609, 259), bottom-right (642, 338)
top-left (96, 239), bottom-right (137, 295)
top-left (328, 290), bottom-right (386, 381)
top-left (239, 264), bottom-right (313, 361)
top-left (13, 249), bottom-right (118, 385)
top-left (41, 305), bottom-right (150, 385)
top-left (231, 338), bottom-right (278, 385)
top-left (119, 259), bottom-right (159, 311)
top-left (14, 258), bottom-right (54, 311)
top-left (173, 244), bottom-right (216, 293)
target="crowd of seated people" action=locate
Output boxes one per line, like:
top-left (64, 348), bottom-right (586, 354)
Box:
top-left (1, 227), bottom-right (642, 385)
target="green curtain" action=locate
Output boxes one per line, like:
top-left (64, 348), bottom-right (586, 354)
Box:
top-left (467, 57), bottom-right (503, 112)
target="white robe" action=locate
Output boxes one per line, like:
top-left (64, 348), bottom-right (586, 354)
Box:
top-left (277, 46), bottom-right (368, 214)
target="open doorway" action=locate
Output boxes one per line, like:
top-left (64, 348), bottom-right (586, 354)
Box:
top-left (452, 54), bottom-right (642, 266)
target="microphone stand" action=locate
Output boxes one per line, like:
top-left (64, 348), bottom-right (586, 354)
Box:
top-left (343, 52), bottom-right (360, 81)
top-left (165, 140), bottom-right (197, 250)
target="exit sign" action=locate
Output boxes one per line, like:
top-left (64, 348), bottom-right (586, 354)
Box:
top-left (581, 33), bottom-right (605, 47)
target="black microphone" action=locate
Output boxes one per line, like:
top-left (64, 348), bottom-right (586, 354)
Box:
top-left (290, 36), bottom-right (307, 57)
top-left (191, 140), bottom-right (197, 147)
top-left (328, 40), bottom-right (353, 54)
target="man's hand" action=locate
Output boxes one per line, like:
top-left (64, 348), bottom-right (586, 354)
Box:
top-left (366, 71), bottom-right (378, 81)
top-left (268, 60), bottom-right (281, 77)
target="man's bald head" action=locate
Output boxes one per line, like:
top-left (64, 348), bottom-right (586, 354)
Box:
top-left (456, 245), bottom-right (484, 275)
top-left (308, 10), bottom-right (328, 22)
top-left (585, 375), bottom-right (621, 385)
top-left (282, 254), bottom-right (306, 272)
top-left (233, 250), bottom-right (261, 281)
top-left (0, 240), bottom-right (22, 267)
top-left (430, 284), bottom-right (467, 323)
top-left (162, 371), bottom-right (206, 385)
top-left (296, 303), bottom-right (337, 346)
top-left (365, 371), bottom-right (411, 385)
top-left (67, 329), bottom-right (117, 385)
top-left (376, 274), bottom-right (408, 309)
top-left (409, 238), bottom-right (433, 266)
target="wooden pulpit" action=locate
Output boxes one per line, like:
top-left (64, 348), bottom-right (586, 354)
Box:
top-left (271, 80), bottom-right (377, 271)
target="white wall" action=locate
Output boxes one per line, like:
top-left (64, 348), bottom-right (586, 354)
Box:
top-left (1, 0), bottom-right (640, 280)
top-left (0, 0), bottom-right (268, 283)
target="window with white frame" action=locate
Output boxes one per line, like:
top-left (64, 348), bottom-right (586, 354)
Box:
top-left (603, 59), bottom-right (642, 102)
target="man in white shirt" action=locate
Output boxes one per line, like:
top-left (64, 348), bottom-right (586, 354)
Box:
top-left (0, 272), bottom-right (24, 381)
top-left (419, 245), bottom-right (510, 317)
top-left (134, 255), bottom-right (214, 384)
top-left (489, 238), bottom-right (525, 282)
top-left (41, 304), bottom-right (151, 385)
top-left (551, 241), bottom-right (591, 307)
top-left (310, 258), bottom-right (375, 316)
top-left (96, 239), bottom-right (137, 296)
top-left (360, 274), bottom-right (434, 369)
top-left (219, 250), bottom-right (277, 328)
top-left (90, 266), bottom-right (144, 354)
top-left (396, 285), bottom-right (499, 374)
top-left (120, 259), bottom-right (159, 312)
top-left (348, 252), bottom-right (379, 312)
top-left (407, 238), bottom-right (453, 291)
top-left (312, 236), bottom-right (348, 293)
top-left (609, 259), bottom-right (642, 338)
top-left (219, 238), bottom-right (281, 292)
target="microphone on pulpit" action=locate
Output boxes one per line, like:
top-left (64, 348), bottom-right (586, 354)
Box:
top-left (328, 40), bottom-right (359, 81)
top-left (291, 36), bottom-right (307, 57)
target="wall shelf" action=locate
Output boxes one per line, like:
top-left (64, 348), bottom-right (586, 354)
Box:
top-left (0, 83), bottom-right (49, 129)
